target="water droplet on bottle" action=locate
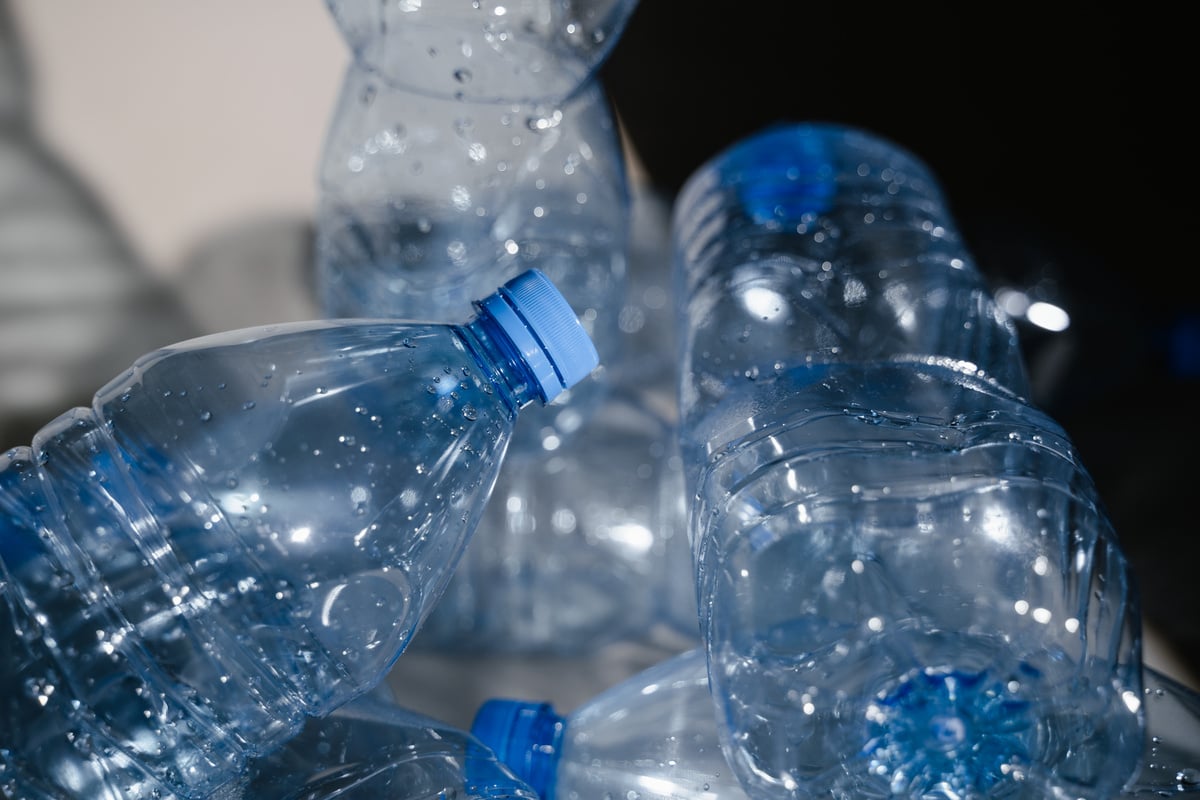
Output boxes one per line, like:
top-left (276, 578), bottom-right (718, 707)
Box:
top-left (1178, 768), bottom-right (1200, 786)
top-left (462, 405), bottom-right (478, 421)
top-left (242, 401), bottom-right (256, 411)
top-left (199, 410), bottom-right (212, 422)
top-left (453, 68), bottom-right (472, 84)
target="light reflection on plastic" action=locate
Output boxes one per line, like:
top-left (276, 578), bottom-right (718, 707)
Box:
top-left (740, 286), bottom-right (788, 321)
top-left (994, 287), bottom-right (1071, 332)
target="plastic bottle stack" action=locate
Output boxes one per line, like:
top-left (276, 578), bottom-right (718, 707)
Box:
top-left (315, 0), bottom-right (696, 653)
top-left (0, 269), bottom-right (597, 799)
top-left (671, 122), bottom-right (1144, 798)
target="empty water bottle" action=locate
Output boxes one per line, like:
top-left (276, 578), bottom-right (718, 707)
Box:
top-left (324, 0), bottom-right (639, 104)
top-left (235, 689), bottom-right (539, 800)
top-left (315, 0), bottom-right (676, 654)
top-left (470, 648), bottom-right (1200, 800)
top-left (0, 268), bottom-right (597, 799)
top-left (471, 648), bottom-right (742, 800)
top-left (414, 379), bottom-right (695, 652)
top-left (315, 63), bottom-right (627, 429)
top-left (672, 122), bottom-right (1144, 799)
top-left (414, 182), bottom-right (695, 652)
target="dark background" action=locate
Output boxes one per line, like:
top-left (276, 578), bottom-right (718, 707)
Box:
top-left (599, 6), bottom-right (1200, 679)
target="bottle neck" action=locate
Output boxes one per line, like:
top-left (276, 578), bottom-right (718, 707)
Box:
top-left (471, 700), bottom-right (567, 800)
top-left (460, 314), bottom-right (547, 411)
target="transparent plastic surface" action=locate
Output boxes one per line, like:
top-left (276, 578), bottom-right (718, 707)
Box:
top-left (673, 123), bottom-right (1143, 799)
top-left (417, 187), bottom-right (695, 652)
top-left (472, 648), bottom-right (741, 800)
top-left (1124, 667), bottom-right (1200, 795)
top-left (0, 274), bottom-right (596, 798)
top-left (315, 66), bottom-right (627, 434)
top-left (472, 651), bottom-right (1199, 800)
top-left (237, 692), bottom-right (540, 800)
top-left (325, 0), bottom-right (639, 103)
top-left (417, 381), bottom-right (696, 652)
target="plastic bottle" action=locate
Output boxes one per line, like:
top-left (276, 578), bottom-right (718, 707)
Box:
top-left (324, 0), bottom-right (639, 105)
top-left (232, 689), bottom-right (540, 800)
top-left (0, 268), bottom-right (597, 800)
top-left (313, 59), bottom-right (629, 351)
top-left (415, 186), bottom-right (696, 651)
top-left (671, 122), bottom-right (1144, 799)
top-left (315, 61), bottom-right (627, 434)
top-left (471, 648), bottom-right (741, 800)
top-left (316, 0), bottom-right (686, 654)
top-left (472, 648), bottom-right (1200, 800)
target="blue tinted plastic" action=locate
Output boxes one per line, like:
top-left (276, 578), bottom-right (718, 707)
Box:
top-left (672, 122), bottom-right (1144, 799)
top-left (0, 270), bottom-right (596, 799)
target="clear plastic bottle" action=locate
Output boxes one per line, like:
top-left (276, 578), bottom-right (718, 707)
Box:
top-left (672, 122), bottom-right (1144, 799)
top-left (0, 269), bottom-right (597, 799)
top-left (471, 651), bottom-right (1200, 800)
top-left (324, 0), bottom-right (639, 105)
top-left (470, 648), bottom-right (742, 800)
top-left (414, 378), bottom-right (695, 652)
top-left (314, 62), bottom-right (628, 433)
top-left (316, 0), bottom-right (689, 654)
top-left (413, 179), bottom-right (696, 652)
top-left (234, 690), bottom-right (540, 800)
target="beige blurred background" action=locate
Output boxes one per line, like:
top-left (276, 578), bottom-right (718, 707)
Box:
top-left (10, 0), bottom-right (345, 277)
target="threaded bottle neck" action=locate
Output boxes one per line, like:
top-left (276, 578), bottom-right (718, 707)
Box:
top-left (471, 699), bottom-right (567, 800)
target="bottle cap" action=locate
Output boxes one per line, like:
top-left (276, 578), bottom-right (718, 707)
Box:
top-left (478, 269), bottom-right (599, 403)
top-left (471, 699), bottom-right (566, 800)
top-left (720, 122), bottom-right (839, 224)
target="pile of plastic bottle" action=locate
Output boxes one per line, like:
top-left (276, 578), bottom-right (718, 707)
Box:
top-left (2, 2), bottom-right (1200, 799)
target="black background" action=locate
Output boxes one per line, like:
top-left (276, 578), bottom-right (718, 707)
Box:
top-left (599, 5), bottom-right (1200, 678)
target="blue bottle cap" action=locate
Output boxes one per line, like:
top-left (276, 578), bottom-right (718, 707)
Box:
top-left (478, 269), bottom-right (599, 403)
top-left (720, 122), bottom-right (839, 225)
top-left (471, 699), bottom-right (566, 800)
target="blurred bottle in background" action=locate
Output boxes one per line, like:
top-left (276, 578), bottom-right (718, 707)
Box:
top-left (324, 0), bottom-right (638, 105)
top-left (414, 184), bottom-right (697, 654)
top-left (0, 0), bottom-right (198, 447)
top-left (316, 0), bottom-right (696, 656)
top-left (672, 122), bottom-right (1143, 799)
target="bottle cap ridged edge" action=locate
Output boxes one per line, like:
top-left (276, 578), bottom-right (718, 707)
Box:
top-left (498, 269), bottom-right (598, 402)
